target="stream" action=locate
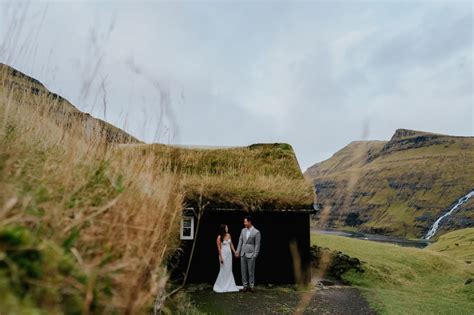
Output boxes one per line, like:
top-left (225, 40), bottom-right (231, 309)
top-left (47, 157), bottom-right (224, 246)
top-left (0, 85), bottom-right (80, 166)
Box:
top-left (312, 228), bottom-right (430, 248)
top-left (312, 190), bottom-right (474, 247)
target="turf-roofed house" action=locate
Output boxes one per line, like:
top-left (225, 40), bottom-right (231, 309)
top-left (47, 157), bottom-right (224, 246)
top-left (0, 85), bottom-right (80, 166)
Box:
top-left (137, 143), bottom-right (316, 285)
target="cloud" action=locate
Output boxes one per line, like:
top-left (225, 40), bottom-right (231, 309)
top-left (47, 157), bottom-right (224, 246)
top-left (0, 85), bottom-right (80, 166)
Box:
top-left (1, 1), bottom-right (472, 170)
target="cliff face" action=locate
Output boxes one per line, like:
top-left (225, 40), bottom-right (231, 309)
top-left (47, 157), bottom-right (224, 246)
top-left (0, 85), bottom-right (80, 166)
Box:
top-left (304, 129), bottom-right (474, 238)
top-left (0, 63), bottom-right (140, 144)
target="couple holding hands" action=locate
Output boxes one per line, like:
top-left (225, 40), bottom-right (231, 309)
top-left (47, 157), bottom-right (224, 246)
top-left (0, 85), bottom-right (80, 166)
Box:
top-left (213, 215), bottom-right (261, 293)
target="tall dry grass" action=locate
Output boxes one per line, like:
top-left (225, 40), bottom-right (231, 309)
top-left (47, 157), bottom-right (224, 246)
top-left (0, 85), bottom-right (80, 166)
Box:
top-left (0, 65), bottom-right (184, 313)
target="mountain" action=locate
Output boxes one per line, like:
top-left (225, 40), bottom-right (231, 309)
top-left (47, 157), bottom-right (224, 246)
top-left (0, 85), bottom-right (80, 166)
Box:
top-left (304, 129), bottom-right (474, 238)
top-left (0, 63), bottom-right (140, 144)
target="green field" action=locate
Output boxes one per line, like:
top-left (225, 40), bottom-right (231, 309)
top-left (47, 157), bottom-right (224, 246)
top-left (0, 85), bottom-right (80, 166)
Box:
top-left (311, 229), bottom-right (474, 315)
top-left (427, 228), bottom-right (474, 261)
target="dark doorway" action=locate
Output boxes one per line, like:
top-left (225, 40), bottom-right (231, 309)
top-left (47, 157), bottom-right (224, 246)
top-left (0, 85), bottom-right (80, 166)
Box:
top-left (179, 211), bottom-right (310, 285)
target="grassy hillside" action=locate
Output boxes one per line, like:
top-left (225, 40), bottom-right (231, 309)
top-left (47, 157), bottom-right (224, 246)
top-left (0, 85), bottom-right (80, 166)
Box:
top-left (0, 63), bottom-right (140, 144)
top-left (311, 230), bottom-right (474, 314)
top-left (427, 228), bottom-right (474, 261)
top-left (305, 129), bottom-right (474, 238)
top-left (1, 64), bottom-right (183, 313)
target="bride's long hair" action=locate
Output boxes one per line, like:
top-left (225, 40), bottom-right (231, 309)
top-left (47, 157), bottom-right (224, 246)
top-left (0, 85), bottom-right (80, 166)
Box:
top-left (218, 224), bottom-right (227, 242)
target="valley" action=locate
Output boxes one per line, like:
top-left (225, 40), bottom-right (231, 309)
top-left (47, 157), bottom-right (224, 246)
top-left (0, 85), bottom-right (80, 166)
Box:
top-left (305, 129), bottom-right (474, 239)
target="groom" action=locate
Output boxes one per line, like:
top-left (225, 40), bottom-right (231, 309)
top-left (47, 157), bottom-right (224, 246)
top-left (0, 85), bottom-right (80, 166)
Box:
top-left (235, 215), bottom-right (261, 292)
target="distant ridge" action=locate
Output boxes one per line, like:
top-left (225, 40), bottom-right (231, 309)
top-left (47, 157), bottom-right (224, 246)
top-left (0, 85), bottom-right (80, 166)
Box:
top-left (391, 128), bottom-right (472, 141)
top-left (371, 128), bottom-right (473, 161)
top-left (304, 129), bottom-right (474, 238)
top-left (390, 128), bottom-right (434, 140)
top-left (0, 63), bottom-right (140, 144)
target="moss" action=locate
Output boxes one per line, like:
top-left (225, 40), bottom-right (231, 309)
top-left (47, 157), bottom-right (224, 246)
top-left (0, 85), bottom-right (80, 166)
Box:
top-left (0, 225), bottom-right (112, 313)
top-left (0, 226), bottom-right (34, 247)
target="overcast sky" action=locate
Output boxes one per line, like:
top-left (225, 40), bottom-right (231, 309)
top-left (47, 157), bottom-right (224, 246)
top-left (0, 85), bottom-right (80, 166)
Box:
top-left (1, 1), bottom-right (473, 170)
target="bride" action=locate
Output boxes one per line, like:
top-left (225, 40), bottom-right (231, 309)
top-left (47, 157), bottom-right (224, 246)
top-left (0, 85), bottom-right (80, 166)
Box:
top-left (213, 224), bottom-right (242, 293)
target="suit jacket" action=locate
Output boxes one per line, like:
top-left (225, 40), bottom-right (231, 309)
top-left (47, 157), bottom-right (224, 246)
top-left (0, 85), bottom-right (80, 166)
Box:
top-left (236, 227), bottom-right (261, 258)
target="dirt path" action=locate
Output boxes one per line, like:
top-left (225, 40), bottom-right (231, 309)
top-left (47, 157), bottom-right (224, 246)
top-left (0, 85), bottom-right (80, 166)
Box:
top-left (188, 284), bottom-right (377, 314)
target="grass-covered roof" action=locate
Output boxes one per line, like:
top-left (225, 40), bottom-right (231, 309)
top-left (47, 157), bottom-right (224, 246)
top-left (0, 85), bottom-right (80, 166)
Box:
top-left (118, 143), bottom-right (315, 211)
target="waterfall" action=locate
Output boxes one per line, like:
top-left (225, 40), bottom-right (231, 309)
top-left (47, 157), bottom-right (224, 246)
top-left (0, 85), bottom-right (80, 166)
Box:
top-left (424, 190), bottom-right (474, 240)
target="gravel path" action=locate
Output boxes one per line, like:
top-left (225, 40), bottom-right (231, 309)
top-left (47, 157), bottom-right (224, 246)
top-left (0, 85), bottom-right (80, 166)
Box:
top-left (188, 284), bottom-right (377, 314)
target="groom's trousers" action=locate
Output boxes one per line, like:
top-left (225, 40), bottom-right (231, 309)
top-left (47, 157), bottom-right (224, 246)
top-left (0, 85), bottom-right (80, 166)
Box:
top-left (241, 256), bottom-right (256, 288)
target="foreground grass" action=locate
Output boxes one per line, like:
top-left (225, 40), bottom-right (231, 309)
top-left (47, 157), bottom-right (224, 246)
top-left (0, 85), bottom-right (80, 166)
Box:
top-left (311, 231), bottom-right (474, 315)
top-left (1, 63), bottom-right (183, 313)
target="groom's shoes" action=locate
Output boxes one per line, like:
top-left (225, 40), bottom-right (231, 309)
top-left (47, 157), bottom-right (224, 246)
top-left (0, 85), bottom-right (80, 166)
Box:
top-left (239, 287), bottom-right (255, 293)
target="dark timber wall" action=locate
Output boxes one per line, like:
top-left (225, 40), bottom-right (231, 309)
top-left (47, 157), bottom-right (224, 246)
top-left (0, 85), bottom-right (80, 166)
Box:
top-left (171, 210), bottom-right (311, 285)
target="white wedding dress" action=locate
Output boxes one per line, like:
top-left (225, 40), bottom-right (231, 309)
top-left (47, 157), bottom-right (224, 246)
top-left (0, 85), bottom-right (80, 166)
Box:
top-left (213, 239), bottom-right (242, 293)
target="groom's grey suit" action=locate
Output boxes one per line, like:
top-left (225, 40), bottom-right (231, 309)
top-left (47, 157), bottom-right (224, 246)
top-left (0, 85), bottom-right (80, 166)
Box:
top-left (236, 226), bottom-right (261, 288)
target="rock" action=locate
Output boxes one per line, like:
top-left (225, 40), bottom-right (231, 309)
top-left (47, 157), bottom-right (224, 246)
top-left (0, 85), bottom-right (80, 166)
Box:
top-left (344, 212), bottom-right (363, 227)
top-left (186, 283), bottom-right (209, 292)
top-left (464, 279), bottom-right (472, 285)
top-left (317, 279), bottom-right (336, 287)
top-left (186, 286), bottom-right (197, 293)
top-left (310, 245), bottom-right (363, 281)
